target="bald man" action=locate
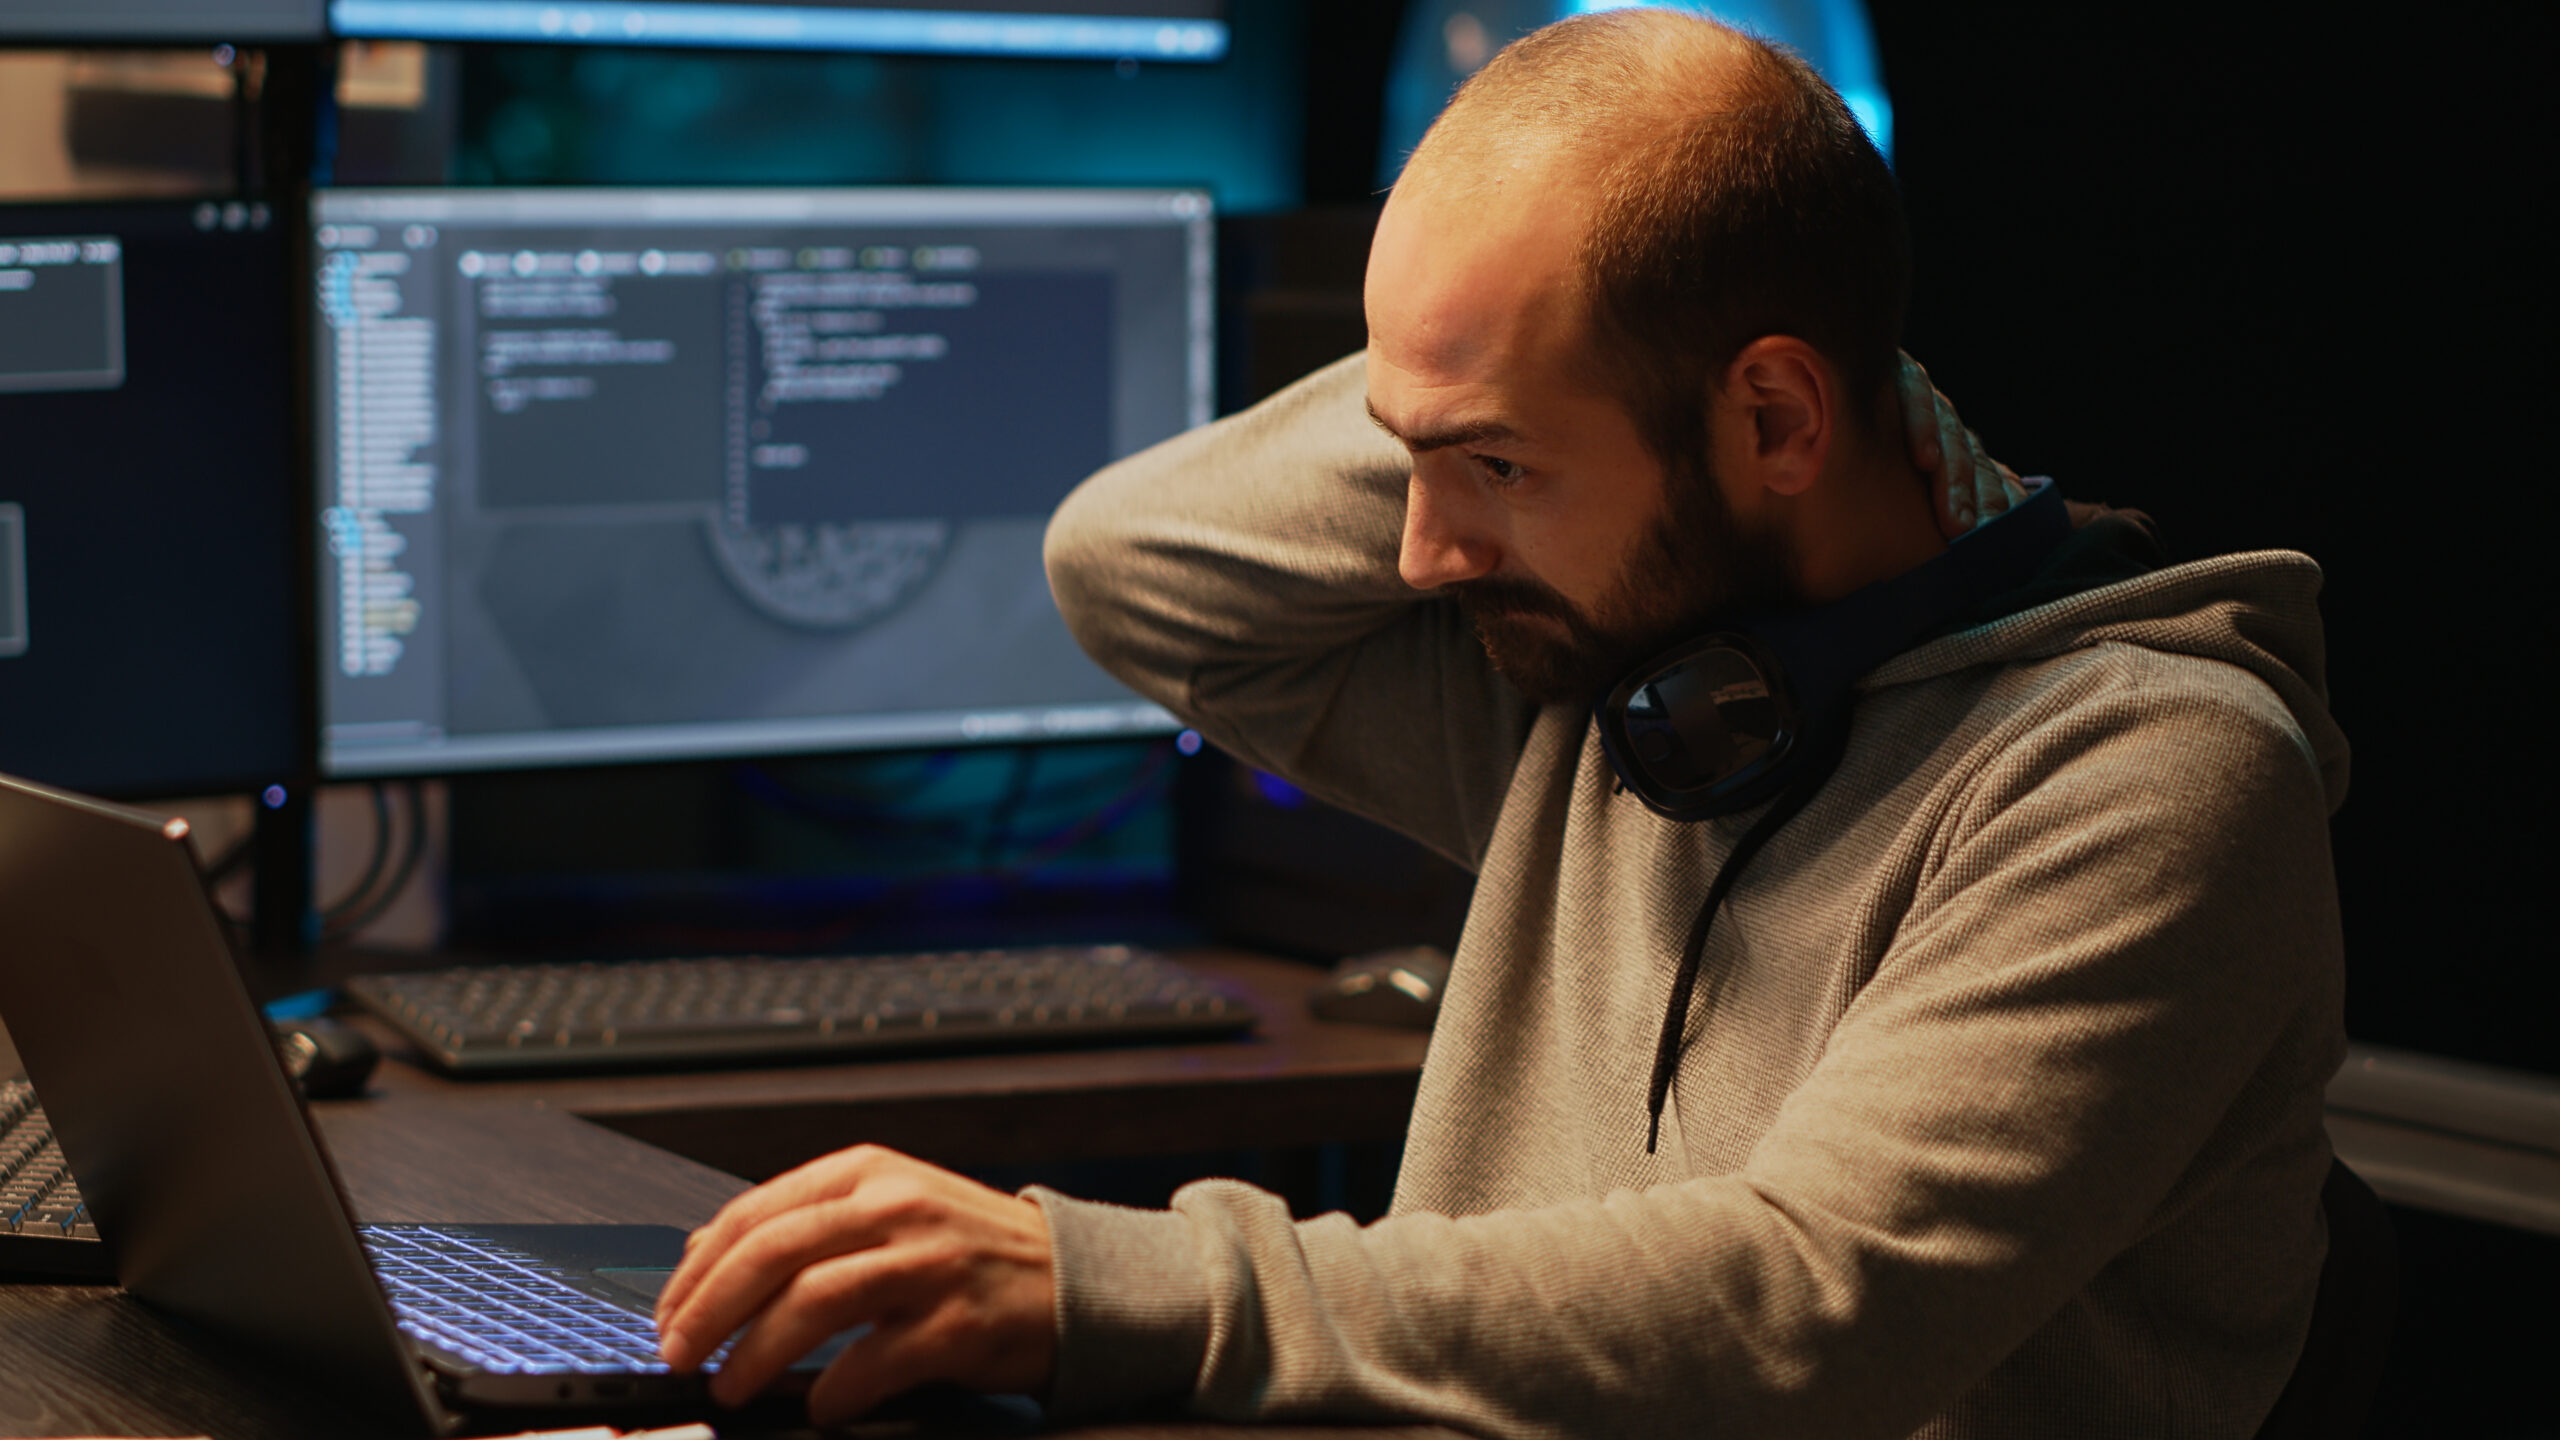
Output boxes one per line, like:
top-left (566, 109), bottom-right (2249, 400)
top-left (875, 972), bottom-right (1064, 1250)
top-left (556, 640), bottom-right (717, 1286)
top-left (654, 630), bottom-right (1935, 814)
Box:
top-left (652, 13), bottom-right (2350, 1438)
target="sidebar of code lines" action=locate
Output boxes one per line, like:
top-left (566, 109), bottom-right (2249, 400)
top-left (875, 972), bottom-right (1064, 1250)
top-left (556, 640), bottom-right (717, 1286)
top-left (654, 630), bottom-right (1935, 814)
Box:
top-left (316, 221), bottom-right (448, 757)
top-left (320, 235), bottom-right (435, 681)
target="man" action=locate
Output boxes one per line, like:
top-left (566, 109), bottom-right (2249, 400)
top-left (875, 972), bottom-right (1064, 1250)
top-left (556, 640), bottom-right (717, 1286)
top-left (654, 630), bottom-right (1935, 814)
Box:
top-left (653, 12), bottom-right (2350, 1437)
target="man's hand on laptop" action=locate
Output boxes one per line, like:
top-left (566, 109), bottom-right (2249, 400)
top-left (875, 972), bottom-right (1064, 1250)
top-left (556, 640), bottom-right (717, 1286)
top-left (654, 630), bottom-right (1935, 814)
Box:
top-left (1898, 351), bottom-right (2028, 538)
top-left (654, 1144), bottom-right (1055, 1422)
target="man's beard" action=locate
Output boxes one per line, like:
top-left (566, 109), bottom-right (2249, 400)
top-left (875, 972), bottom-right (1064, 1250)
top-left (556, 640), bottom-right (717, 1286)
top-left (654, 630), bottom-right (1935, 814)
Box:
top-left (1449, 459), bottom-right (1797, 706)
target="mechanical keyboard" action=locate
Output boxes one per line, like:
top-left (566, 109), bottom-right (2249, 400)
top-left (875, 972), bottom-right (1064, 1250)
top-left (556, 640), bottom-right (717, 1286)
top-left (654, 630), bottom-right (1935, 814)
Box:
top-left (0, 1080), bottom-right (110, 1281)
top-left (348, 944), bottom-right (1254, 1076)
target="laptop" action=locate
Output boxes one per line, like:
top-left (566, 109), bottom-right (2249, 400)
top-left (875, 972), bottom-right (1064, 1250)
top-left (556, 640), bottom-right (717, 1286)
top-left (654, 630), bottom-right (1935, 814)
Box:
top-left (0, 772), bottom-right (860, 1433)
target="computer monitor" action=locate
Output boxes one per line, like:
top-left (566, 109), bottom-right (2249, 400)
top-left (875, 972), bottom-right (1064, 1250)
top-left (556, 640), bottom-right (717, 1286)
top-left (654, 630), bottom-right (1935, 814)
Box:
top-left (0, 0), bottom-right (325, 42)
top-left (0, 199), bottom-right (305, 799)
top-left (311, 186), bottom-right (1210, 779)
top-left (326, 0), bottom-right (1228, 61)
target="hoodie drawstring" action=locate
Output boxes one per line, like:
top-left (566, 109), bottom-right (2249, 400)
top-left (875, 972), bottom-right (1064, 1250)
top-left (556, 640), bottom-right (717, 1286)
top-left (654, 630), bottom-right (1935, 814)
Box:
top-left (1644, 721), bottom-right (1851, 1155)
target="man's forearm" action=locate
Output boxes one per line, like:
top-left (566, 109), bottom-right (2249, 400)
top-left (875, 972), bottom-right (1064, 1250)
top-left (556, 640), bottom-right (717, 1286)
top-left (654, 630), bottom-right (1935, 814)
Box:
top-left (1045, 352), bottom-right (1537, 869)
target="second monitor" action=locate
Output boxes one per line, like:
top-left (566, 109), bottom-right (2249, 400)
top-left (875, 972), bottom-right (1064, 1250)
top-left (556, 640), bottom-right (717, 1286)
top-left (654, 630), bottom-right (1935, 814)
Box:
top-left (312, 186), bottom-right (1211, 778)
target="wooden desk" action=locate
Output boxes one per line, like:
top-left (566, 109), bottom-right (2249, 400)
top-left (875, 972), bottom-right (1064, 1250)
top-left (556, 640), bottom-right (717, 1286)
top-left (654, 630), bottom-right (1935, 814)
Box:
top-left (0, 948), bottom-right (1451, 1439)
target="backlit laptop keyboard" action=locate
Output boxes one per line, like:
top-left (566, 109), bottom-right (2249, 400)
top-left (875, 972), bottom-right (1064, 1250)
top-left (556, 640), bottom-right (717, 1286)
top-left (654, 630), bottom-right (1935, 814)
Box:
top-left (0, 1082), bottom-right (110, 1282)
top-left (1, 1080), bottom-right (96, 1239)
top-left (359, 1223), bottom-right (676, 1375)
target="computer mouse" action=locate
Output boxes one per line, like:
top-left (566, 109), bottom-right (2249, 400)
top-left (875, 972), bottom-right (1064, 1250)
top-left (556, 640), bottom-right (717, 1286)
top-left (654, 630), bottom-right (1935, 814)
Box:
top-left (270, 1015), bottom-right (380, 1100)
top-left (1308, 945), bottom-right (1451, 1030)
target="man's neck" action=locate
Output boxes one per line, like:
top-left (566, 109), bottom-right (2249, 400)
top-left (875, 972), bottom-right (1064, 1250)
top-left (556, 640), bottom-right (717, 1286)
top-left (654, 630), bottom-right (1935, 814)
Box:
top-left (1784, 438), bottom-right (1947, 604)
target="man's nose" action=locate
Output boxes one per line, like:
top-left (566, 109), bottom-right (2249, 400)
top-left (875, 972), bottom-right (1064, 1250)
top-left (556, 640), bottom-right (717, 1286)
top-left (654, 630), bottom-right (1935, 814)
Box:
top-left (1399, 465), bottom-right (1500, 591)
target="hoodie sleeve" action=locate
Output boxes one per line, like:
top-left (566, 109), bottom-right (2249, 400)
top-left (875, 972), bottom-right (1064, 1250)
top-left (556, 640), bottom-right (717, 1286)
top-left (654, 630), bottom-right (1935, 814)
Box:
top-left (1031, 662), bottom-right (2343, 1439)
top-left (1043, 351), bottom-right (1539, 870)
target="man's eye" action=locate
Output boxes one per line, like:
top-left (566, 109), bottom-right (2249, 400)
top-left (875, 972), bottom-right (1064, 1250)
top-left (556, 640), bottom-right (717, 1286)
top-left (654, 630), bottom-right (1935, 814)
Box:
top-left (1473, 454), bottom-right (1525, 485)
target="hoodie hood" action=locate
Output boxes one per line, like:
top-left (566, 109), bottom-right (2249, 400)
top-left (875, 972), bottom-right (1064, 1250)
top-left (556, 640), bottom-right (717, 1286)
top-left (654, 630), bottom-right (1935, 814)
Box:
top-left (1867, 512), bottom-right (2350, 815)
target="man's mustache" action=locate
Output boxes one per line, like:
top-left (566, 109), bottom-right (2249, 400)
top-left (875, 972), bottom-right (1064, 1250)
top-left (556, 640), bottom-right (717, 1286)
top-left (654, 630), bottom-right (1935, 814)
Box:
top-left (1446, 575), bottom-right (1584, 625)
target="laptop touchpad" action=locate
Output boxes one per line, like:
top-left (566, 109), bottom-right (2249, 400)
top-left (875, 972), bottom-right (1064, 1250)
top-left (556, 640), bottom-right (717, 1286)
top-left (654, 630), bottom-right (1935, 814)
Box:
top-left (594, 1266), bottom-right (674, 1302)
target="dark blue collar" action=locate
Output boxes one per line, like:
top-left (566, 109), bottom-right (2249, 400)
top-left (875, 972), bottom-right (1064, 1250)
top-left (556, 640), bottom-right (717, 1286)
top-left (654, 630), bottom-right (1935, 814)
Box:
top-left (1743, 475), bottom-right (2069, 723)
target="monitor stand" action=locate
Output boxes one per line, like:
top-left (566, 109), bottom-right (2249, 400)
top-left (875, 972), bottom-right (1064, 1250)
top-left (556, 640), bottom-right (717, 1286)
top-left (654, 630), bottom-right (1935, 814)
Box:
top-left (251, 785), bottom-right (315, 956)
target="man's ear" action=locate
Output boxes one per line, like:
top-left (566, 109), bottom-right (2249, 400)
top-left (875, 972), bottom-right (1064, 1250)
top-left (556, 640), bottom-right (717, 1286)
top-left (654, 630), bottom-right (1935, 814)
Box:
top-left (1716, 337), bottom-right (1834, 499)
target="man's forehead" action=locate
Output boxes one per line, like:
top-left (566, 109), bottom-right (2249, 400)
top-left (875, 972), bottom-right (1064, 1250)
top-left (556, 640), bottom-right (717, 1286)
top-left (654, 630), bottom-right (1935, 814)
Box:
top-left (1364, 172), bottom-right (1593, 400)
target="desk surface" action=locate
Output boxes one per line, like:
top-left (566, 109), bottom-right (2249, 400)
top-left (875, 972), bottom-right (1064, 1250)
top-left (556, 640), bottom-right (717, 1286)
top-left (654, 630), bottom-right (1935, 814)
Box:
top-left (0, 947), bottom-right (1453, 1439)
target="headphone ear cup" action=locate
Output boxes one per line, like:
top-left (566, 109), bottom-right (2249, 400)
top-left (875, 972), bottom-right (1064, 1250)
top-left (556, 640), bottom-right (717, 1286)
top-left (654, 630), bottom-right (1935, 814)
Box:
top-left (1596, 633), bottom-right (1803, 821)
top-left (1598, 477), bottom-right (2072, 823)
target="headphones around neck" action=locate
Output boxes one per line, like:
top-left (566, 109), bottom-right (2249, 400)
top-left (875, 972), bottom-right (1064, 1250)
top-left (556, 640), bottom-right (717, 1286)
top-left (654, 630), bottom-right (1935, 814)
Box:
top-left (1595, 477), bottom-right (2070, 822)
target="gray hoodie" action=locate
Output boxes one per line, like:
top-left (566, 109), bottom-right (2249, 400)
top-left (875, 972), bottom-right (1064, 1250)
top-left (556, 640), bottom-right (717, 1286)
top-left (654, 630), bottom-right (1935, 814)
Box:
top-left (1035, 354), bottom-right (2349, 1439)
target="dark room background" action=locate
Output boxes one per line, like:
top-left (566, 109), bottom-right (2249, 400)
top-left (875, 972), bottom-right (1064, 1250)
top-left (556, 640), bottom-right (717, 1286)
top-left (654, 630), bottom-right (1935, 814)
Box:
top-left (1846, 6), bottom-right (2557, 1433)
top-left (1859, 0), bottom-right (2556, 1077)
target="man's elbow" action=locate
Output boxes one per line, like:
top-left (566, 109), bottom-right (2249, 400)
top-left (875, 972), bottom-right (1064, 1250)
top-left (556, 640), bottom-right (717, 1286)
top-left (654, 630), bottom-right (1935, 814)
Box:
top-left (1048, 444), bottom-right (1199, 686)
top-left (1043, 467), bottom-right (1125, 658)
